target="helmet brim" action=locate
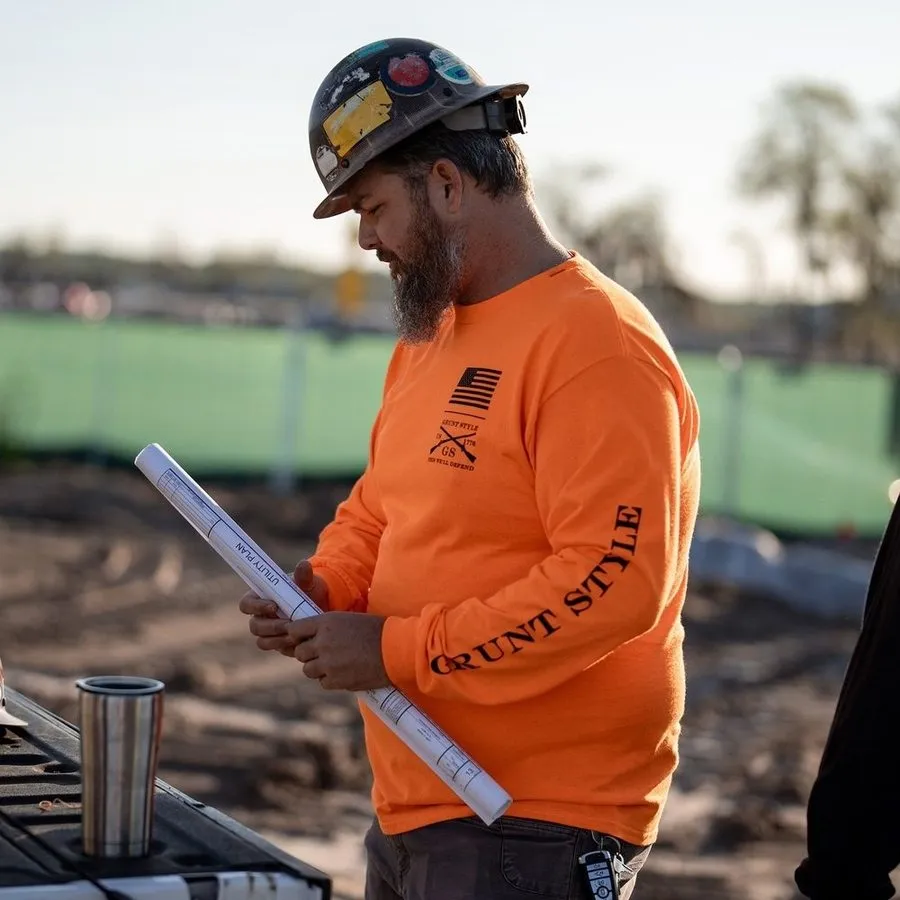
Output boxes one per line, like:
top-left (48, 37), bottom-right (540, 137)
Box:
top-left (312, 82), bottom-right (530, 220)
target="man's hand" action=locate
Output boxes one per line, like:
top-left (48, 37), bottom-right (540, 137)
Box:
top-left (246, 609), bottom-right (390, 691)
top-left (238, 561), bottom-right (390, 691)
top-left (289, 611), bottom-right (390, 691)
top-left (238, 560), bottom-right (331, 657)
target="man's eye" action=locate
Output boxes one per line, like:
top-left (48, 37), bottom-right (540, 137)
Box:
top-left (366, 204), bottom-right (383, 216)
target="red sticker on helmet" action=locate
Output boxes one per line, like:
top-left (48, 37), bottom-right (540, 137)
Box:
top-left (382, 53), bottom-right (436, 95)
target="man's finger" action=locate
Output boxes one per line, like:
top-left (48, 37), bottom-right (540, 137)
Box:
top-left (293, 560), bottom-right (315, 589)
top-left (248, 615), bottom-right (289, 638)
top-left (294, 639), bottom-right (317, 663)
top-left (257, 635), bottom-right (295, 652)
top-left (239, 593), bottom-right (279, 617)
top-left (300, 656), bottom-right (325, 681)
top-left (286, 615), bottom-right (323, 642)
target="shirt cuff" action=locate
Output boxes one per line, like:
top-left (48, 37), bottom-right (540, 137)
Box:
top-left (381, 615), bottom-right (419, 688)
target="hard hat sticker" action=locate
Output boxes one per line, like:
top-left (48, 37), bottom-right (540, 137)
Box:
top-left (381, 52), bottom-right (436, 96)
top-left (429, 48), bottom-right (474, 85)
top-left (323, 80), bottom-right (393, 157)
top-left (345, 40), bottom-right (390, 67)
top-left (315, 145), bottom-right (339, 179)
top-left (328, 66), bottom-right (374, 108)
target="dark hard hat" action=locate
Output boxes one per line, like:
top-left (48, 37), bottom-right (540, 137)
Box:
top-left (309, 38), bottom-right (528, 219)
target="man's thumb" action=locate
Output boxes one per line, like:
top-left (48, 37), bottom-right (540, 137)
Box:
top-left (293, 560), bottom-right (314, 588)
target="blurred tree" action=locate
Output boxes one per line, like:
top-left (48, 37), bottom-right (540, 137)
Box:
top-left (737, 81), bottom-right (858, 301)
top-left (541, 162), bottom-right (611, 254)
top-left (831, 97), bottom-right (900, 362)
top-left (835, 136), bottom-right (900, 305)
top-left (541, 163), bottom-right (701, 324)
top-left (0, 235), bottom-right (36, 286)
top-left (886, 97), bottom-right (900, 134)
top-left (42, 226), bottom-right (67, 258)
top-left (728, 229), bottom-right (769, 296)
top-left (147, 230), bottom-right (190, 288)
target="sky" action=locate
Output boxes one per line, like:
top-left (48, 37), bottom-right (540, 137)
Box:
top-left (1, 0), bottom-right (898, 301)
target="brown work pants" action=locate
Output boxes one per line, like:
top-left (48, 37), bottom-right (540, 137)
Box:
top-left (364, 814), bottom-right (651, 899)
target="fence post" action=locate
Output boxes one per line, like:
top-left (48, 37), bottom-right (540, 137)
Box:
top-left (270, 304), bottom-right (307, 495)
top-left (888, 369), bottom-right (900, 460)
top-left (718, 344), bottom-right (745, 520)
top-left (87, 294), bottom-right (116, 466)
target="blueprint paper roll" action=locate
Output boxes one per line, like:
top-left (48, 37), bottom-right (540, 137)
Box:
top-left (134, 443), bottom-right (512, 825)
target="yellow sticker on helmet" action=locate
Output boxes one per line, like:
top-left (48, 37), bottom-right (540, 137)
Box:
top-left (323, 80), bottom-right (393, 158)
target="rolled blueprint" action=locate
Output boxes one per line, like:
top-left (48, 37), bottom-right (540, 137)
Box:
top-left (134, 442), bottom-right (512, 825)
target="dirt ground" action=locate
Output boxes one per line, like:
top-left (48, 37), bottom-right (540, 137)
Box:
top-left (0, 459), bottom-right (881, 899)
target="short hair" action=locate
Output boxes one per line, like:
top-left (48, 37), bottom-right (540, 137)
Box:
top-left (374, 120), bottom-right (531, 199)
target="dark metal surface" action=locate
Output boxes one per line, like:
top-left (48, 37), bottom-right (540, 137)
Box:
top-left (0, 688), bottom-right (331, 897)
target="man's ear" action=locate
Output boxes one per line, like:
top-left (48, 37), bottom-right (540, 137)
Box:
top-left (429, 159), bottom-right (464, 216)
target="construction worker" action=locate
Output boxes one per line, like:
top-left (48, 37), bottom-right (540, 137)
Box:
top-left (240, 37), bottom-right (701, 899)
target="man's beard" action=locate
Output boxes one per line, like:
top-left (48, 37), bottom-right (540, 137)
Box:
top-left (380, 194), bottom-right (466, 344)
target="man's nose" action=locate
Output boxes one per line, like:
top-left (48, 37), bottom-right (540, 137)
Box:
top-left (357, 218), bottom-right (379, 252)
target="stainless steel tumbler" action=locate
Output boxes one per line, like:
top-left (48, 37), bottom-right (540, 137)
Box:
top-left (76, 675), bottom-right (165, 858)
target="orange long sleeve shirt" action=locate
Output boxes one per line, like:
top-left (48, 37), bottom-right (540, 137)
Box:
top-left (309, 253), bottom-right (701, 845)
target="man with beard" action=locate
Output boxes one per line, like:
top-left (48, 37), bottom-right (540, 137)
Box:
top-left (240, 38), bottom-right (701, 899)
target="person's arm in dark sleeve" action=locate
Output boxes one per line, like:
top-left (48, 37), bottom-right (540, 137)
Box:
top-left (795, 499), bottom-right (900, 899)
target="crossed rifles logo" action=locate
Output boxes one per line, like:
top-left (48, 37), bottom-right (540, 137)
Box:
top-left (430, 425), bottom-right (477, 463)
